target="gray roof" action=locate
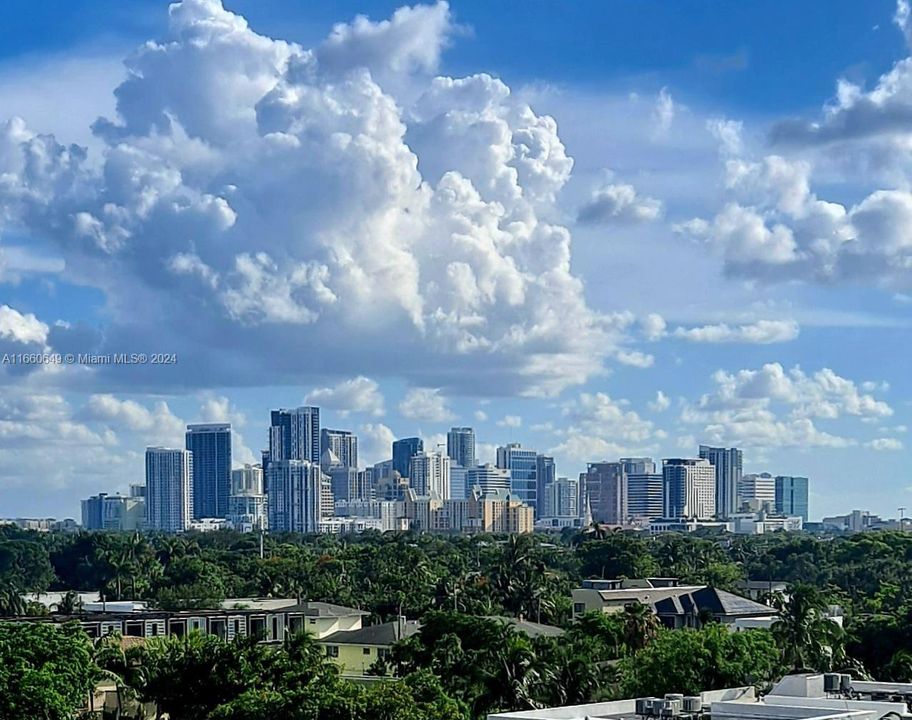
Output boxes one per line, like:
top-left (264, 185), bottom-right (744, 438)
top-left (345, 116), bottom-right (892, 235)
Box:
top-left (321, 619), bottom-right (420, 646)
top-left (284, 601), bottom-right (369, 617)
top-left (485, 616), bottom-right (565, 638)
top-left (652, 587), bottom-right (774, 618)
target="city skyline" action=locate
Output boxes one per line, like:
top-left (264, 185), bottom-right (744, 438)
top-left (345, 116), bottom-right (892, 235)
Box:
top-left (2, 0), bottom-right (912, 520)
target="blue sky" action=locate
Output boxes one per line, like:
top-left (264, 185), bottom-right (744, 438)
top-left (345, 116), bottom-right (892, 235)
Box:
top-left (2, 0), bottom-right (912, 520)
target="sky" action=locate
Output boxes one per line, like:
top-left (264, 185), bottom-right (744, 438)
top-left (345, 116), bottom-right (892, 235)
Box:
top-left (1, 0), bottom-right (911, 520)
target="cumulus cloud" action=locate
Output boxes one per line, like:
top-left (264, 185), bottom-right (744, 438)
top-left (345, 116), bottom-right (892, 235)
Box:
top-left (0, 0), bottom-right (638, 398)
top-left (550, 391), bottom-right (663, 461)
top-left (577, 182), bottom-right (663, 224)
top-left (82, 394), bottom-right (185, 445)
top-left (640, 313), bottom-right (667, 342)
top-left (305, 376), bottom-right (385, 416)
top-left (473, 409), bottom-right (487, 422)
top-left (680, 362), bottom-right (892, 449)
top-left (359, 422), bottom-right (396, 465)
top-left (648, 390), bottom-right (671, 412)
top-left (0, 305), bottom-right (49, 346)
top-left (866, 437), bottom-right (903, 451)
top-left (398, 387), bottom-right (454, 422)
top-left (673, 319), bottom-right (800, 344)
top-left (496, 414), bottom-right (522, 428)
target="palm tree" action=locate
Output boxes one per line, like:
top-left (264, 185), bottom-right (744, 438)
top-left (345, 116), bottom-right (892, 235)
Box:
top-left (55, 590), bottom-right (83, 615)
top-left (622, 602), bottom-right (659, 652)
top-left (0, 588), bottom-right (27, 616)
top-left (772, 585), bottom-right (845, 672)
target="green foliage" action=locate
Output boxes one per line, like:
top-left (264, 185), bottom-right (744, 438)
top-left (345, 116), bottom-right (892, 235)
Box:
top-left (0, 622), bottom-right (98, 720)
top-left (771, 585), bottom-right (846, 672)
top-left (620, 626), bottom-right (784, 697)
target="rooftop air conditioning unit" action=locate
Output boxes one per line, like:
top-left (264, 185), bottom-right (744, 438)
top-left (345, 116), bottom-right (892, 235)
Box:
top-left (656, 700), bottom-right (679, 718)
top-left (636, 698), bottom-right (654, 716)
top-left (840, 675), bottom-right (852, 693)
top-left (824, 674), bottom-right (841, 694)
top-left (683, 697), bottom-right (702, 714)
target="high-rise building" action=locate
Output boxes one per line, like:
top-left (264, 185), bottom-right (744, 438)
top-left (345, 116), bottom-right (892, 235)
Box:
top-left (497, 443), bottom-right (539, 515)
top-left (392, 437), bottom-right (423, 479)
top-left (266, 460), bottom-right (329, 534)
top-left (627, 473), bottom-right (664, 520)
top-left (536, 455), bottom-right (556, 518)
top-left (698, 445), bottom-right (742, 519)
top-left (268, 406), bottom-right (320, 466)
top-left (81, 492), bottom-right (145, 531)
top-left (583, 462), bottom-right (627, 525)
top-left (775, 475), bottom-right (809, 522)
top-left (320, 429), bottom-right (358, 469)
top-left (449, 464), bottom-right (468, 501)
top-left (446, 427), bottom-right (476, 469)
top-left (327, 465), bottom-right (364, 503)
top-left (409, 451), bottom-right (451, 498)
top-left (145, 447), bottom-right (193, 532)
top-left (185, 423), bottom-right (232, 519)
top-left (620, 457), bottom-right (657, 475)
top-left (547, 477), bottom-right (579, 518)
top-left (228, 464), bottom-right (267, 532)
top-left (739, 472), bottom-right (776, 511)
top-left (663, 458), bottom-right (716, 520)
top-left (466, 464), bottom-right (511, 495)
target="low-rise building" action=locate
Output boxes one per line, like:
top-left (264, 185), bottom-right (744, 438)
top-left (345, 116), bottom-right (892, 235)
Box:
top-left (489, 673), bottom-right (912, 720)
top-left (571, 578), bottom-right (776, 629)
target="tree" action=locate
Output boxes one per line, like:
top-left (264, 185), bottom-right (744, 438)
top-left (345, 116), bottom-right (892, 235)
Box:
top-left (0, 622), bottom-right (98, 720)
top-left (622, 602), bottom-right (660, 652)
top-left (620, 626), bottom-right (783, 698)
top-left (772, 585), bottom-right (846, 672)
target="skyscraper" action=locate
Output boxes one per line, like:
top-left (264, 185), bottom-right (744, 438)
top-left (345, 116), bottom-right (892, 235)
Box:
top-left (185, 423), bottom-right (231, 519)
top-left (620, 457), bottom-right (657, 475)
top-left (626, 473), bottom-right (664, 520)
top-left (266, 459), bottom-right (329, 533)
top-left (392, 437), bottom-right (423, 478)
top-left (446, 427), bottom-right (476, 469)
top-left (583, 462), bottom-right (627, 525)
top-left (536, 455), bottom-right (556, 518)
top-left (320, 428), bottom-right (358, 469)
top-left (547, 477), bottom-right (579, 518)
top-left (663, 458), bottom-right (716, 520)
top-left (268, 406), bottom-right (320, 465)
top-left (145, 447), bottom-right (193, 532)
top-left (775, 475), bottom-right (809, 522)
top-left (228, 464), bottom-right (267, 532)
top-left (740, 472), bottom-right (776, 511)
top-left (497, 443), bottom-right (539, 515)
top-left (698, 445), bottom-right (742, 519)
top-left (409, 451), bottom-right (451, 498)
top-left (466, 464), bottom-right (511, 495)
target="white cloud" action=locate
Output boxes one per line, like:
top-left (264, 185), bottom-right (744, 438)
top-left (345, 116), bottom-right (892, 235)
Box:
top-left (496, 414), bottom-right (522, 428)
top-left (82, 394), bottom-right (185, 445)
top-left (0, 305), bottom-right (49, 346)
top-left (648, 390), bottom-right (671, 412)
top-left (640, 313), bottom-right (667, 341)
top-left (359, 422), bottom-right (396, 466)
top-left (195, 394), bottom-right (256, 465)
top-left (673, 319), bottom-right (800, 344)
top-left (679, 362), bottom-right (893, 449)
top-left (473, 409), bottom-right (487, 422)
top-left (577, 182), bottom-right (663, 224)
top-left (0, 0), bottom-right (640, 399)
top-left (398, 387), bottom-right (454, 422)
top-left (652, 87), bottom-right (675, 137)
top-left (550, 391), bottom-right (662, 462)
top-left (305, 376), bottom-right (385, 416)
top-left (866, 437), bottom-right (903, 451)
top-left (614, 349), bottom-right (655, 368)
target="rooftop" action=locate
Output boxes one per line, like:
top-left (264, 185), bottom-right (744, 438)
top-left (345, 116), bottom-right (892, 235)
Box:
top-left (488, 674), bottom-right (912, 720)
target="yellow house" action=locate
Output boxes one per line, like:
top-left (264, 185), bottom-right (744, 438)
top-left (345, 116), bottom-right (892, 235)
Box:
top-left (319, 618), bottom-right (421, 677)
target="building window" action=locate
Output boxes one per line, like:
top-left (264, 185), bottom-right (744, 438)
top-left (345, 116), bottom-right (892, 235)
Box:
top-left (326, 645), bottom-right (339, 657)
top-left (308, 618), bottom-right (317, 625)
top-left (573, 603), bottom-right (586, 615)
top-left (363, 647), bottom-right (371, 655)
